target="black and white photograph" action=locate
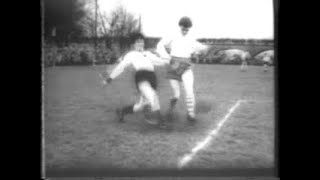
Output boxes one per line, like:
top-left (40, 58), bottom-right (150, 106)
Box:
top-left (42, 0), bottom-right (277, 178)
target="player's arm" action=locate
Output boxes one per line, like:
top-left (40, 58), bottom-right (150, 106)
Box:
top-left (106, 54), bottom-right (132, 84)
top-left (101, 56), bottom-right (123, 83)
top-left (145, 51), bottom-right (171, 66)
top-left (192, 40), bottom-right (211, 56)
top-left (155, 37), bottom-right (172, 60)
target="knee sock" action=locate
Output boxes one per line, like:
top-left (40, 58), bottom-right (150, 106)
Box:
top-left (122, 105), bottom-right (134, 114)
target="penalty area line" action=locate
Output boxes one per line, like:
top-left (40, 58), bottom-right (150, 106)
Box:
top-left (178, 99), bottom-right (244, 169)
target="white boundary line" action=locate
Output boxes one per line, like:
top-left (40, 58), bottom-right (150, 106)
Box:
top-left (178, 99), bottom-right (244, 169)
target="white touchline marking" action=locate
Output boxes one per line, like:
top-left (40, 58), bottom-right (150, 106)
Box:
top-left (178, 100), bottom-right (244, 169)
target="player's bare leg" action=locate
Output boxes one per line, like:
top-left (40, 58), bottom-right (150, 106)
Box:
top-left (169, 79), bottom-right (180, 108)
top-left (139, 82), bottom-right (168, 128)
top-left (182, 69), bottom-right (196, 122)
top-left (165, 79), bottom-right (181, 122)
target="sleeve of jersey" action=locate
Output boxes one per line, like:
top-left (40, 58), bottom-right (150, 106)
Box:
top-left (146, 51), bottom-right (170, 66)
top-left (156, 37), bottom-right (172, 59)
top-left (192, 40), bottom-right (209, 54)
top-left (109, 53), bottom-right (132, 79)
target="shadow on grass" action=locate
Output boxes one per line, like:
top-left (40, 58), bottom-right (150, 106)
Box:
top-left (196, 100), bottom-right (213, 114)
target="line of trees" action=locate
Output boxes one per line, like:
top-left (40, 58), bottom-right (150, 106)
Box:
top-left (44, 0), bottom-right (87, 43)
top-left (43, 0), bottom-right (143, 67)
top-left (42, 0), bottom-right (274, 67)
top-left (77, 0), bottom-right (140, 38)
top-left (44, 0), bottom-right (141, 47)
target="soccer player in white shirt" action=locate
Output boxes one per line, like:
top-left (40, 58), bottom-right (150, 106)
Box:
top-left (102, 32), bottom-right (170, 127)
top-left (156, 16), bottom-right (210, 122)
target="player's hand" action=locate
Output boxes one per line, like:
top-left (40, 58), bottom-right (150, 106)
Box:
top-left (99, 73), bottom-right (111, 87)
top-left (101, 79), bottom-right (108, 87)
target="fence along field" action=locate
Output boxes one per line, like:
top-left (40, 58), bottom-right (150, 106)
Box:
top-left (43, 38), bottom-right (274, 67)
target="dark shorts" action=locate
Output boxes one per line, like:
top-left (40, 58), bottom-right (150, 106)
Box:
top-left (135, 70), bottom-right (157, 91)
top-left (166, 57), bottom-right (191, 81)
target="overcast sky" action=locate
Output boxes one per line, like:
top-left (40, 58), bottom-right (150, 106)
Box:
top-left (98, 0), bottom-right (274, 39)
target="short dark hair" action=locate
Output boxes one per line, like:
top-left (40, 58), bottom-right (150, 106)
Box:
top-left (129, 32), bottom-right (145, 44)
top-left (178, 16), bottom-right (192, 28)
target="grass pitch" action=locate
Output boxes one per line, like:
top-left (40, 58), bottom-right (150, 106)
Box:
top-left (44, 64), bottom-right (275, 176)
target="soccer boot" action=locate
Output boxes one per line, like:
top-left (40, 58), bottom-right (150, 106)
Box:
top-left (170, 98), bottom-right (178, 109)
top-left (116, 105), bottom-right (134, 123)
top-left (187, 114), bottom-right (197, 124)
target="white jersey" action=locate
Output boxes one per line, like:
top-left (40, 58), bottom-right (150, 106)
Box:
top-left (109, 50), bottom-right (169, 79)
top-left (156, 33), bottom-right (207, 60)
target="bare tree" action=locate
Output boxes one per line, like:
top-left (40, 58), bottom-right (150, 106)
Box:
top-left (107, 5), bottom-right (139, 37)
top-left (78, 2), bottom-right (139, 38)
top-left (44, 0), bottom-right (87, 43)
top-left (77, 0), bottom-right (96, 37)
top-left (76, 1), bottom-right (141, 62)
